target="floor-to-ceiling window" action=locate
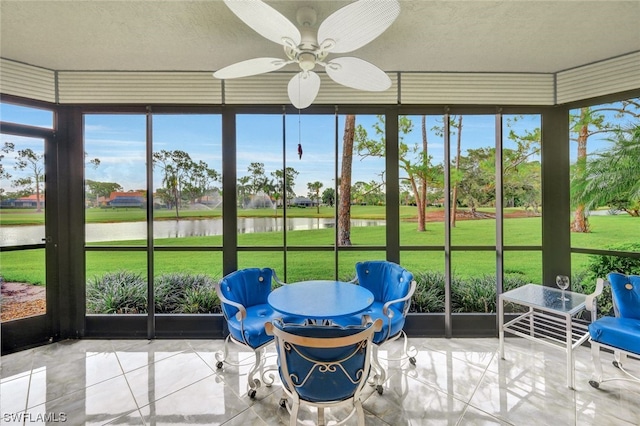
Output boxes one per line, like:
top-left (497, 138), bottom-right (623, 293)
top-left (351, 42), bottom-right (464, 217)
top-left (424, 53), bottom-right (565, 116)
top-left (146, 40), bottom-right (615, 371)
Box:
top-left (502, 114), bottom-right (543, 292)
top-left (336, 114), bottom-right (387, 279)
top-left (235, 112), bottom-right (388, 283)
top-left (0, 100), bottom-right (57, 351)
top-left (398, 114), bottom-right (446, 313)
top-left (152, 114), bottom-right (223, 316)
top-left (83, 108), bottom-right (548, 336)
top-left (5, 91), bottom-right (638, 351)
top-left (569, 97), bottom-right (640, 313)
top-left (83, 111), bottom-right (224, 335)
top-left (284, 113), bottom-right (337, 281)
top-left (236, 114), bottom-right (286, 275)
top-left (448, 115), bottom-right (498, 315)
top-left (84, 114), bottom-right (148, 317)
top-left (395, 112), bottom-right (543, 325)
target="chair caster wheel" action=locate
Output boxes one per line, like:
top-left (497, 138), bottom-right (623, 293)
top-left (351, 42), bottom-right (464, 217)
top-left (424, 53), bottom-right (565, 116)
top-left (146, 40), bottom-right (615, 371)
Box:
top-left (248, 389), bottom-right (257, 399)
top-left (279, 398), bottom-right (287, 408)
top-left (216, 361), bottom-right (223, 369)
top-left (409, 357), bottom-right (416, 365)
top-left (589, 380), bottom-right (600, 389)
top-left (376, 385), bottom-right (383, 395)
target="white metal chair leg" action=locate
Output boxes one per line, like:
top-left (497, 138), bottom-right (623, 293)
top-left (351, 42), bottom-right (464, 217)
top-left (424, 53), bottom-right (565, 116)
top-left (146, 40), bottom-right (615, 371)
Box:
top-left (215, 336), bottom-right (274, 398)
top-left (317, 407), bottom-right (325, 426)
top-left (614, 350), bottom-right (628, 368)
top-left (368, 344), bottom-right (386, 394)
top-left (589, 340), bottom-right (640, 389)
top-left (246, 347), bottom-right (265, 398)
top-left (289, 397), bottom-right (299, 426)
top-left (373, 331), bottom-right (418, 365)
top-left (589, 341), bottom-right (603, 388)
top-left (214, 334), bottom-right (232, 368)
top-left (355, 401), bottom-right (365, 426)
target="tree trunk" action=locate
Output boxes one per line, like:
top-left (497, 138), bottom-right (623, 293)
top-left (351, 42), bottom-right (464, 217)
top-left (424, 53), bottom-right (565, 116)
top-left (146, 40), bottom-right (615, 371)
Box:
top-left (173, 187), bottom-right (180, 218)
top-left (409, 176), bottom-right (422, 229)
top-left (450, 116), bottom-right (463, 227)
top-left (35, 178), bottom-right (42, 212)
top-left (338, 115), bottom-right (356, 246)
top-left (418, 115), bottom-right (428, 231)
top-left (571, 108), bottom-right (590, 233)
top-left (338, 115), bottom-right (355, 246)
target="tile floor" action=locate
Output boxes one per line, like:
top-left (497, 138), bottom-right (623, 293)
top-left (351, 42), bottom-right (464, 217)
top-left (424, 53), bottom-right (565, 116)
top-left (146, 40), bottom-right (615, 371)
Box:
top-left (1, 336), bottom-right (639, 425)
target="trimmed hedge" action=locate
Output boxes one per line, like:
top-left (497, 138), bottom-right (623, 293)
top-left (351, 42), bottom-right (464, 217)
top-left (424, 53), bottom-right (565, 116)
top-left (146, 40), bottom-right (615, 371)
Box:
top-left (86, 271), bottom-right (220, 314)
top-left (87, 264), bottom-right (637, 315)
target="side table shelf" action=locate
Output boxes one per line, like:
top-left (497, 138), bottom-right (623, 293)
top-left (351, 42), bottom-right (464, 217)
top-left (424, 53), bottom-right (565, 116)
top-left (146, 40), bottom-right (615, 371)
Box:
top-left (498, 283), bottom-right (600, 389)
top-left (502, 310), bottom-right (591, 351)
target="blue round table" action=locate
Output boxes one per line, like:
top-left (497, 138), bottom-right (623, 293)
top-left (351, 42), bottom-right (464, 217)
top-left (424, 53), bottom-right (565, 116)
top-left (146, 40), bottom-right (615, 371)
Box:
top-left (268, 280), bottom-right (374, 320)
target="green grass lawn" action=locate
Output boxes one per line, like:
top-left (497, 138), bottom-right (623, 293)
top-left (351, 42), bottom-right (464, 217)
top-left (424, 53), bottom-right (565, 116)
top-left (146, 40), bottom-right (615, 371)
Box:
top-left (2, 211), bottom-right (637, 286)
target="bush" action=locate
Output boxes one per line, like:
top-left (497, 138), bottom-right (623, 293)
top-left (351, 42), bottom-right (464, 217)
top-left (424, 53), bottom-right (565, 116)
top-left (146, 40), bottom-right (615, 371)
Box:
top-left (452, 275), bottom-right (498, 313)
top-left (87, 271), bottom-right (220, 314)
top-left (586, 242), bottom-right (640, 279)
top-left (409, 272), bottom-right (529, 314)
top-left (90, 268), bottom-right (620, 316)
top-left (86, 270), bottom-right (147, 314)
top-left (154, 273), bottom-right (220, 314)
top-left (411, 271), bottom-right (445, 313)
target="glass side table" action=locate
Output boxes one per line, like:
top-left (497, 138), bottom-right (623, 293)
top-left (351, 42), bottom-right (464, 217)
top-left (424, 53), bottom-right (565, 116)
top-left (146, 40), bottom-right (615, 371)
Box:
top-left (498, 283), bottom-right (600, 389)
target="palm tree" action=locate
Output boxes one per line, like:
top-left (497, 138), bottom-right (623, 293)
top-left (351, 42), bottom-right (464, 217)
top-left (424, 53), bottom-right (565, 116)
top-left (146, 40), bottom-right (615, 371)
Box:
top-left (307, 181), bottom-right (323, 214)
top-left (572, 125), bottom-right (640, 217)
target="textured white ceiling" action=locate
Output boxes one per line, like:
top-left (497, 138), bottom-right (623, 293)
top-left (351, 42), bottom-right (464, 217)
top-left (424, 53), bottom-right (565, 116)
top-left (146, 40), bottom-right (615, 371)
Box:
top-left (0, 0), bottom-right (638, 74)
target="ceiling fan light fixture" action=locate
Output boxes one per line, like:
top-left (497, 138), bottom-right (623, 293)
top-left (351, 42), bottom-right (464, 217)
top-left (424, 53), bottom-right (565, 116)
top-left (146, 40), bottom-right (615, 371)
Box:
top-left (298, 52), bottom-right (316, 71)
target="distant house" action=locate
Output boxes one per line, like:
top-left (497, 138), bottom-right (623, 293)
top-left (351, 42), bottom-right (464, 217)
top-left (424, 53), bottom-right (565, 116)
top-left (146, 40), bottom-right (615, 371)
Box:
top-left (0, 198), bottom-right (16, 208)
top-left (291, 196), bottom-right (317, 207)
top-left (14, 194), bottom-right (45, 208)
top-left (106, 191), bottom-right (145, 208)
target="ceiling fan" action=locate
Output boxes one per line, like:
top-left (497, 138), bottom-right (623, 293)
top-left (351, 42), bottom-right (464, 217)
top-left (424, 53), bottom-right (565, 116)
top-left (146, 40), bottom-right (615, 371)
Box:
top-left (213, 0), bottom-right (400, 109)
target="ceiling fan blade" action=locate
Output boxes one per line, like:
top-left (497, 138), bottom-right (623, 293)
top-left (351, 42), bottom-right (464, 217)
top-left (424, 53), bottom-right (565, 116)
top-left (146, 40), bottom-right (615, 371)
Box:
top-left (325, 57), bottom-right (391, 91)
top-left (223, 0), bottom-right (301, 47)
top-left (287, 71), bottom-right (321, 109)
top-left (318, 0), bottom-right (400, 54)
top-left (213, 57), bottom-right (287, 79)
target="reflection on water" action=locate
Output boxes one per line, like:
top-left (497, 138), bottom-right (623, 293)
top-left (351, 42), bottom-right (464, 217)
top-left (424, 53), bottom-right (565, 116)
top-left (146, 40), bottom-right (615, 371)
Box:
top-left (1, 217), bottom-right (386, 245)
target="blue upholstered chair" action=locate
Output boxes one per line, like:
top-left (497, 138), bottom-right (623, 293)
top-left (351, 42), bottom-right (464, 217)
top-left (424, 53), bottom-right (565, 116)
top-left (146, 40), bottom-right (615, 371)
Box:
top-left (214, 267), bottom-right (286, 398)
top-left (347, 260), bottom-right (417, 394)
top-left (265, 318), bottom-right (383, 426)
top-left (587, 272), bottom-right (640, 389)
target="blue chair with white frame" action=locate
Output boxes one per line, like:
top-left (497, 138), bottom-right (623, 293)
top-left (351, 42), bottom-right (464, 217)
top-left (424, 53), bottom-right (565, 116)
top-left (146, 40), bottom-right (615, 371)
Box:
top-left (336, 260), bottom-right (417, 395)
top-left (587, 272), bottom-right (640, 389)
top-left (215, 267), bottom-right (290, 398)
top-left (266, 317), bottom-right (383, 426)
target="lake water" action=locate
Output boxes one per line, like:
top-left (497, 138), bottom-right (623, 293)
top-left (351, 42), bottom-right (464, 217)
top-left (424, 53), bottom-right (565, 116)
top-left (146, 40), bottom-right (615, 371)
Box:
top-left (0, 217), bottom-right (386, 246)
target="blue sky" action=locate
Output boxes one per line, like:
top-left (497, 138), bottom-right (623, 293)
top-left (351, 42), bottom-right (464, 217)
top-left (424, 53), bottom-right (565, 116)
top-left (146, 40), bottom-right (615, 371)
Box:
top-left (0, 102), bottom-right (627, 197)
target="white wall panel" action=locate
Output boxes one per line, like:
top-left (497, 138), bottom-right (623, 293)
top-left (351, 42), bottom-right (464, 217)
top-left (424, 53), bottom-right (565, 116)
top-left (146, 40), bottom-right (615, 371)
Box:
top-left (557, 52), bottom-right (640, 104)
top-left (57, 72), bottom-right (222, 104)
top-left (3, 58), bottom-right (637, 107)
top-left (223, 74), bottom-right (290, 105)
top-left (400, 73), bottom-right (554, 105)
top-left (0, 59), bottom-right (56, 103)
top-left (224, 73), bottom-right (398, 105)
